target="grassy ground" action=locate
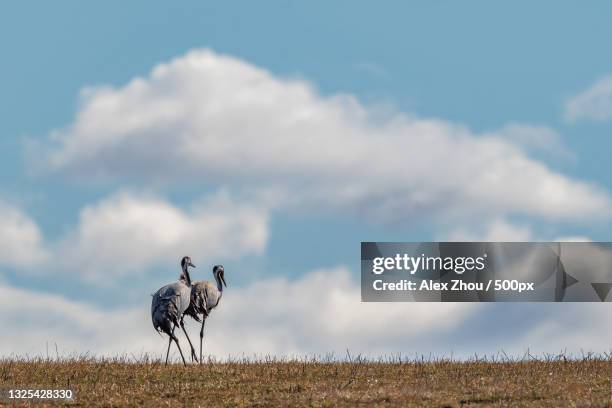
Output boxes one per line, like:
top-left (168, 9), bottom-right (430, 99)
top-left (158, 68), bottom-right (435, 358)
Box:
top-left (0, 356), bottom-right (610, 407)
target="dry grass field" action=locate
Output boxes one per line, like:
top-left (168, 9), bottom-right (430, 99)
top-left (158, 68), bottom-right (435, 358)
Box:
top-left (0, 355), bottom-right (610, 407)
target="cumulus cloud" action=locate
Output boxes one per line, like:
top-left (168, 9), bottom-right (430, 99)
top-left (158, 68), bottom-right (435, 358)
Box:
top-left (0, 200), bottom-right (49, 269)
top-left (565, 76), bottom-right (612, 122)
top-left (201, 267), bottom-right (474, 356)
top-left (0, 190), bottom-right (268, 282)
top-left (58, 190), bottom-right (269, 280)
top-left (2, 269), bottom-right (610, 359)
top-left (516, 303), bottom-right (612, 354)
top-left (0, 282), bottom-right (157, 358)
top-left (443, 218), bottom-right (534, 242)
top-left (493, 123), bottom-right (573, 161)
top-left (444, 218), bottom-right (595, 243)
top-left (34, 49), bottom-right (612, 222)
top-left (1, 269), bottom-right (473, 358)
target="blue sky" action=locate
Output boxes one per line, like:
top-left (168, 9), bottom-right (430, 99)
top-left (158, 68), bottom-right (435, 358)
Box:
top-left (1, 2), bottom-right (611, 358)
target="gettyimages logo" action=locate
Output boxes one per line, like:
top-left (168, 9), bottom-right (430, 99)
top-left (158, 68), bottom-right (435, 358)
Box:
top-left (361, 242), bottom-right (612, 302)
top-left (371, 253), bottom-right (488, 275)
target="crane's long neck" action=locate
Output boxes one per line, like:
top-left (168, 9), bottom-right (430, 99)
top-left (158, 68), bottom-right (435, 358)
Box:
top-left (180, 267), bottom-right (192, 286)
top-left (215, 274), bottom-right (223, 293)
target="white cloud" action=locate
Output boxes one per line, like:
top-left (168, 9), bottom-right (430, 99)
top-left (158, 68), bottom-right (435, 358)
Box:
top-left (1, 268), bottom-right (472, 358)
top-left (0, 282), bottom-right (157, 358)
top-left (58, 190), bottom-right (269, 281)
top-left (200, 267), bottom-right (474, 356)
top-left (443, 218), bottom-right (533, 242)
top-left (2, 268), bottom-right (610, 360)
top-left (517, 303), bottom-right (612, 354)
top-left (0, 201), bottom-right (49, 269)
top-left (493, 123), bottom-right (573, 160)
top-left (0, 190), bottom-right (267, 282)
top-left (34, 49), bottom-right (612, 222)
top-left (565, 76), bottom-right (612, 122)
top-left (444, 218), bottom-right (597, 244)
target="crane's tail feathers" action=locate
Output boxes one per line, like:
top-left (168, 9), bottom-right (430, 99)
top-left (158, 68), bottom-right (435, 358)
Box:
top-left (184, 307), bottom-right (202, 323)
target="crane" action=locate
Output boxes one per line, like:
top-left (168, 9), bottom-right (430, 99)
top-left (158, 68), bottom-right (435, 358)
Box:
top-left (151, 256), bottom-right (199, 365)
top-left (185, 265), bottom-right (226, 364)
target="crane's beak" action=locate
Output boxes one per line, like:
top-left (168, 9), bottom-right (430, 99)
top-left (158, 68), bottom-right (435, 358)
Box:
top-left (220, 271), bottom-right (227, 287)
top-left (189, 262), bottom-right (196, 268)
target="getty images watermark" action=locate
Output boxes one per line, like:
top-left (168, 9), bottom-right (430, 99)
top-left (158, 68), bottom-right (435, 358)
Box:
top-left (361, 242), bottom-right (612, 302)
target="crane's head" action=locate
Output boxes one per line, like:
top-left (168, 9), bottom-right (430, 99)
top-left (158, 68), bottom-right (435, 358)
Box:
top-left (180, 256), bottom-right (196, 285)
top-left (213, 265), bottom-right (226, 287)
top-left (181, 256), bottom-right (196, 269)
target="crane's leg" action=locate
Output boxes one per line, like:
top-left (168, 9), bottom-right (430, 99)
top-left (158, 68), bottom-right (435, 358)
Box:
top-left (165, 325), bottom-right (176, 365)
top-left (199, 317), bottom-right (206, 364)
top-left (165, 336), bottom-right (172, 365)
top-left (180, 319), bottom-right (199, 363)
top-left (171, 330), bottom-right (187, 366)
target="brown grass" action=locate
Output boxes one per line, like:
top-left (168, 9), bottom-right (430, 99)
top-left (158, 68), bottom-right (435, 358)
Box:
top-left (1, 355), bottom-right (610, 407)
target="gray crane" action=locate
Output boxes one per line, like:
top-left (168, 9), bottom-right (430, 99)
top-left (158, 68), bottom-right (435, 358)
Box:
top-left (185, 265), bottom-right (226, 364)
top-left (151, 256), bottom-right (199, 365)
